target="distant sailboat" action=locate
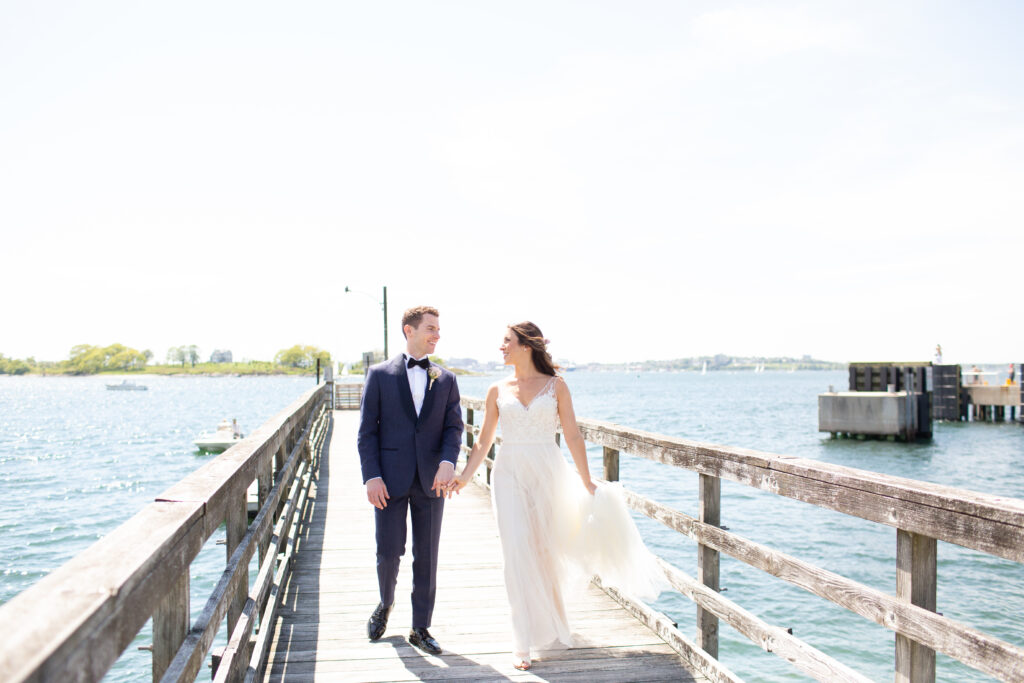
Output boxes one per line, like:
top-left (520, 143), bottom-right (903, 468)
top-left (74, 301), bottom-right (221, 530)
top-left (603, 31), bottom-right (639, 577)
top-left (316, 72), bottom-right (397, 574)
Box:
top-left (701, 361), bottom-right (707, 375)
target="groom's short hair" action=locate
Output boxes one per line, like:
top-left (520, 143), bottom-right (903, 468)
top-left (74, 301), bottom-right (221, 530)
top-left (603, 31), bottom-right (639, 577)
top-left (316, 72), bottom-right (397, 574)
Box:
top-left (401, 306), bottom-right (440, 338)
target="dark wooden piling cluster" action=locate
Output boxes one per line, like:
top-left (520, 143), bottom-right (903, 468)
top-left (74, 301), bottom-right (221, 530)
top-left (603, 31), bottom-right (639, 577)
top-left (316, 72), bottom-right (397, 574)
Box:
top-left (930, 364), bottom-right (966, 421)
top-left (847, 362), bottom-right (933, 438)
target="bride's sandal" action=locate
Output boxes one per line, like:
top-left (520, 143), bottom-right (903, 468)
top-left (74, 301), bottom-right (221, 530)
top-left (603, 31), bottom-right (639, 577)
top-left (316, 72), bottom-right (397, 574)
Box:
top-left (513, 658), bottom-right (531, 671)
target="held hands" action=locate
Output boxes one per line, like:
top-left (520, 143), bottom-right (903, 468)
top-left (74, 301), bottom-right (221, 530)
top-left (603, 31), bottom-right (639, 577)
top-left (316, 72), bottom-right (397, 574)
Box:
top-left (446, 474), bottom-right (470, 497)
top-left (431, 461), bottom-right (456, 497)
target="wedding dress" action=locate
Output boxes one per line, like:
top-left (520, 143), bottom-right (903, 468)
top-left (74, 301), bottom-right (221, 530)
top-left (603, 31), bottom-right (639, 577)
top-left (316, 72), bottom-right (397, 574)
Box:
top-left (491, 376), bottom-right (666, 661)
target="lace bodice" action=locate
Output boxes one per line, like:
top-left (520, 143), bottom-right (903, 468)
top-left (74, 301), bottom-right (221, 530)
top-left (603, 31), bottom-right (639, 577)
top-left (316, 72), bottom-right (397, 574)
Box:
top-left (497, 376), bottom-right (560, 445)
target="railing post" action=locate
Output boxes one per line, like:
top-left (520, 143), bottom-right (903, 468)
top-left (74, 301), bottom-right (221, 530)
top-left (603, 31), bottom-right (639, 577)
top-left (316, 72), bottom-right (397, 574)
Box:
top-left (275, 443), bottom-right (287, 478)
top-left (153, 571), bottom-right (189, 680)
top-left (466, 408), bottom-right (474, 450)
top-left (896, 529), bottom-right (937, 683)
top-left (325, 367), bottom-right (334, 410)
top-left (697, 473), bottom-right (720, 658)
top-left (603, 447), bottom-right (619, 482)
top-left (258, 459), bottom-right (272, 563)
top-left (226, 492), bottom-right (248, 635)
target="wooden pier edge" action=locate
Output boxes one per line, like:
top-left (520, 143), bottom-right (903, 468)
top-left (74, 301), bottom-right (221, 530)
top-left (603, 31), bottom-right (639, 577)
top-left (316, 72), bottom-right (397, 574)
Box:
top-left (1, 383), bottom-right (1020, 683)
top-left (462, 395), bottom-right (1024, 683)
top-left (0, 382), bottom-right (332, 683)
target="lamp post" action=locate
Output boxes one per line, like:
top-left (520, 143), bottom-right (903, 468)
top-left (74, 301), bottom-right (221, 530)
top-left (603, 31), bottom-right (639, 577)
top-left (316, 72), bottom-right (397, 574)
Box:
top-left (344, 285), bottom-right (388, 360)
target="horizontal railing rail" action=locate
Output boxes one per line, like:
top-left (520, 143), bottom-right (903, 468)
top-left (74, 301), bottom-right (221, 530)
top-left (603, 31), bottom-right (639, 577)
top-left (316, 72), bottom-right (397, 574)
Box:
top-left (0, 382), bottom-right (333, 683)
top-left (334, 381), bottom-right (363, 410)
top-left (461, 396), bottom-right (1024, 683)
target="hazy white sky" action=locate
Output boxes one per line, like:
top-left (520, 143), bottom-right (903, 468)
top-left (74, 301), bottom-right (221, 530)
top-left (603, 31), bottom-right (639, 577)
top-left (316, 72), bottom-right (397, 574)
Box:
top-left (2, 1), bottom-right (1021, 365)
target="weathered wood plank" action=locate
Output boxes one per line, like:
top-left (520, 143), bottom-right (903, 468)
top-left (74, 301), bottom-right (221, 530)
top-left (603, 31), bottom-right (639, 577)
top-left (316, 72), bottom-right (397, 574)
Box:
top-left (697, 473), bottom-right (720, 658)
top-left (576, 419), bottom-right (1024, 562)
top-left (655, 559), bottom-right (873, 683)
top-left (160, 424), bottom-right (317, 683)
top-left (621, 488), bottom-right (1024, 681)
top-left (260, 410), bottom-right (709, 682)
top-left (152, 567), bottom-right (190, 680)
top-left (0, 501), bottom-right (204, 682)
top-left (895, 530), bottom-right (936, 683)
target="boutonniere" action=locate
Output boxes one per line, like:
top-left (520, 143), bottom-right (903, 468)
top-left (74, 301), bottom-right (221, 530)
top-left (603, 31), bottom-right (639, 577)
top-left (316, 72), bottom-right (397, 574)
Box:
top-left (427, 366), bottom-right (441, 391)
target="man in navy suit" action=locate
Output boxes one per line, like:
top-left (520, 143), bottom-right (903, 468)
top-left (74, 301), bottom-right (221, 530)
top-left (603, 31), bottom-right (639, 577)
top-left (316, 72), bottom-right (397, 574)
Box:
top-left (357, 305), bottom-right (464, 655)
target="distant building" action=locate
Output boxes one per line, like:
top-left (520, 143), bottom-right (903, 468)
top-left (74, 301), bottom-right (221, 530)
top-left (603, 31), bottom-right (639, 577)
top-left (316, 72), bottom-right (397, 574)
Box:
top-left (210, 349), bottom-right (233, 363)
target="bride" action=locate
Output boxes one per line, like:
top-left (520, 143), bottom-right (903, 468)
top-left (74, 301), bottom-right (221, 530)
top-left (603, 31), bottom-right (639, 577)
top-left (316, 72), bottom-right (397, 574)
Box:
top-left (449, 322), bottom-right (665, 671)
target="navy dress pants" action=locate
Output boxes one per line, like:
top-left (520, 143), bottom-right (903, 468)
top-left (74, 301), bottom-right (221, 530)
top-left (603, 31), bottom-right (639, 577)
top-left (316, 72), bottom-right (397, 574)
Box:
top-left (374, 473), bottom-right (445, 628)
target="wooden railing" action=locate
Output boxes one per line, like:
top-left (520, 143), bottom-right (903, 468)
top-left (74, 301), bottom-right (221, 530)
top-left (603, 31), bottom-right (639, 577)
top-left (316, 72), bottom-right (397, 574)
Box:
top-left (462, 397), bottom-right (1024, 683)
top-left (335, 381), bottom-right (363, 410)
top-left (0, 382), bottom-right (333, 683)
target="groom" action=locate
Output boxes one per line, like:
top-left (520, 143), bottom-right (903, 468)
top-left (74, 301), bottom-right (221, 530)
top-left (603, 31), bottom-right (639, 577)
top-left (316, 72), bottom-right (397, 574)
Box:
top-left (357, 305), bottom-right (464, 655)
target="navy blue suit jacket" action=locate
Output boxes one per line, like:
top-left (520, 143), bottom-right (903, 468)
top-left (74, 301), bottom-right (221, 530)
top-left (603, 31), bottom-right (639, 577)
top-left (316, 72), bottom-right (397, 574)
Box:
top-left (357, 355), bottom-right (464, 498)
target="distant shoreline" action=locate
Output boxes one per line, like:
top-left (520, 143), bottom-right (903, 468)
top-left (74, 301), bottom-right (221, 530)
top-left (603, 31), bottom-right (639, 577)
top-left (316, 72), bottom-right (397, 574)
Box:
top-left (10, 365), bottom-right (318, 378)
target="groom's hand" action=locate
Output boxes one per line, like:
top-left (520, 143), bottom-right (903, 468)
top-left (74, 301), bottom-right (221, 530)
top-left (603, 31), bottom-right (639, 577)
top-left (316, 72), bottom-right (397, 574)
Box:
top-left (432, 461), bottom-right (455, 497)
top-left (366, 477), bottom-right (389, 509)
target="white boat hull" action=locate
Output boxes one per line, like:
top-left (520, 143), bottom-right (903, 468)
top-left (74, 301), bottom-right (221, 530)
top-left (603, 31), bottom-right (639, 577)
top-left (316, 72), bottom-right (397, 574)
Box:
top-left (194, 435), bottom-right (243, 452)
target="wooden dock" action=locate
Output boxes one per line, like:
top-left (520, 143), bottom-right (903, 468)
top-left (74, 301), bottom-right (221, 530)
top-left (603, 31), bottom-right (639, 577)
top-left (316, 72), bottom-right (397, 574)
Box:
top-left (3, 380), bottom-right (1023, 683)
top-left (263, 411), bottom-right (705, 682)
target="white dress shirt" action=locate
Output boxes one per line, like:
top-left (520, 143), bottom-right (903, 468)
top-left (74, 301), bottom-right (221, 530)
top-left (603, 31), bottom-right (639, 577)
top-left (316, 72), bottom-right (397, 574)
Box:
top-left (405, 354), bottom-right (428, 415)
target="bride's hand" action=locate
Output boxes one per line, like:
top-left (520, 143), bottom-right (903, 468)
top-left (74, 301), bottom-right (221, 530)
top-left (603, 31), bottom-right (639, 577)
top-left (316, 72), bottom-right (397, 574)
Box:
top-left (447, 474), bottom-right (469, 497)
top-left (583, 478), bottom-right (597, 495)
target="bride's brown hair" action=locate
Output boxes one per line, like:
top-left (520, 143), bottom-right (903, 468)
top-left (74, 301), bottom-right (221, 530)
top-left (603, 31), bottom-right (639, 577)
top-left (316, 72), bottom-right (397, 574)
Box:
top-left (509, 321), bottom-right (559, 377)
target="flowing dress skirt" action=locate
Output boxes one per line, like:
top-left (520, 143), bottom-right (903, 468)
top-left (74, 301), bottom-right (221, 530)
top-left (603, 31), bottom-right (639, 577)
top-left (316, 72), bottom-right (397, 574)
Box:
top-left (491, 440), bottom-right (666, 659)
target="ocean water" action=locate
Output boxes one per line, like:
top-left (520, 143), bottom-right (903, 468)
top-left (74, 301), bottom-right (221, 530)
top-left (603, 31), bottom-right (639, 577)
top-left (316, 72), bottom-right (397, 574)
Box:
top-left (1, 371), bottom-right (1022, 681)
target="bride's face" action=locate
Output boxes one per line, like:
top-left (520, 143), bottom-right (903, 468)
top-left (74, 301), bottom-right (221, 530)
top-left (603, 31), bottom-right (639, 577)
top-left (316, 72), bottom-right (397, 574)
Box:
top-left (500, 330), bottom-right (528, 365)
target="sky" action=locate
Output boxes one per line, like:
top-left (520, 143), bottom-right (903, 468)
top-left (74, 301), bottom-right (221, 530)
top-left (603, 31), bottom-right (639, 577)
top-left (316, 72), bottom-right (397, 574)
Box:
top-left (2, 1), bottom-right (1021, 366)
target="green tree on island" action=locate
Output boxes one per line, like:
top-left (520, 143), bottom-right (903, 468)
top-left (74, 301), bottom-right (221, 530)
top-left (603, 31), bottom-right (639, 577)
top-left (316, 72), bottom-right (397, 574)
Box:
top-left (166, 345), bottom-right (200, 367)
top-left (64, 344), bottom-right (147, 374)
top-left (167, 346), bottom-right (186, 367)
top-left (274, 345), bottom-right (331, 369)
top-left (0, 354), bottom-right (32, 375)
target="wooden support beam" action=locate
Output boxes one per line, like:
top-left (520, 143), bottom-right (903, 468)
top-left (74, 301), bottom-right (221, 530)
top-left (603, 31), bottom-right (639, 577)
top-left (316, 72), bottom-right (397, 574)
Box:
top-left (896, 529), bottom-right (937, 683)
top-left (153, 571), bottom-right (189, 681)
top-left (698, 473), bottom-right (720, 658)
top-left (604, 446), bottom-right (620, 482)
top-left (226, 492), bottom-right (248, 635)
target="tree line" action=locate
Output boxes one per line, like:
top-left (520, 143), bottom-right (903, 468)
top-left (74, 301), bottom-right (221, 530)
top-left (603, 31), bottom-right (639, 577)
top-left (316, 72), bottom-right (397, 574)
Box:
top-left (0, 344), bottom-right (331, 375)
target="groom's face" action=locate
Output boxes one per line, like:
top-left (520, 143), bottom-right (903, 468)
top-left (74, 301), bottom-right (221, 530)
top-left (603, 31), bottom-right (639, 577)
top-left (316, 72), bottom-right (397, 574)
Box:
top-left (405, 314), bottom-right (440, 359)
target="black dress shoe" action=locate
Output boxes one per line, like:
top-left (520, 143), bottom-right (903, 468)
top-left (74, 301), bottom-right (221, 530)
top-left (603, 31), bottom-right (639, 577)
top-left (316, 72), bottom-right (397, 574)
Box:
top-left (408, 627), bottom-right (442, 655)
top-left (367, 602), bottom-right (393, 641)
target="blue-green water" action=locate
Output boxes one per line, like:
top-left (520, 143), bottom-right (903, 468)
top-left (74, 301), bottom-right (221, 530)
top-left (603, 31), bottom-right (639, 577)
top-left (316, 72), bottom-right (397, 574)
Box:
top-left (2, 371), bottom-right (1022, 681)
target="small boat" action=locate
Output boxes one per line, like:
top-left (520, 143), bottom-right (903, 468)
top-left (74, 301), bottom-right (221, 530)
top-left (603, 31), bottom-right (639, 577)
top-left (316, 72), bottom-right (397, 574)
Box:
top-left (106, 380), bottom-right (148, 391)
top-left (194, 418), bottom-right (244, 453)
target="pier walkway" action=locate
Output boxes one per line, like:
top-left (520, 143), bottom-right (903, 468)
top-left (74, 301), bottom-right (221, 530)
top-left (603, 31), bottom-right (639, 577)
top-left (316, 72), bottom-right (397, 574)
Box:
top-left (263, 410), bottom-right (704, 682)
top-left (3, 381), bottom-right (1021, 683)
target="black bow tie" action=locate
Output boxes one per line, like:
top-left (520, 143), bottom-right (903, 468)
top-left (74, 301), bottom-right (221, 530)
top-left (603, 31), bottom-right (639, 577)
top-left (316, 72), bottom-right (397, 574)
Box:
top-left (407, 357), bottom-right (430, 370)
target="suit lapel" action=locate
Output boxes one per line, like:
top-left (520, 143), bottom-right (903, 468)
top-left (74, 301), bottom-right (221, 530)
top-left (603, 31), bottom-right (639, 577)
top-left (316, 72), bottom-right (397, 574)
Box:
top-left (393, 356), bottom-right (418, 422)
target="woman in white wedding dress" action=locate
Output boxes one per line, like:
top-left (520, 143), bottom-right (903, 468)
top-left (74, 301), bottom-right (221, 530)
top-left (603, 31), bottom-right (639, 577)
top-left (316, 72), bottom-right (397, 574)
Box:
top-left (449, 322), bottom-right (665, 671)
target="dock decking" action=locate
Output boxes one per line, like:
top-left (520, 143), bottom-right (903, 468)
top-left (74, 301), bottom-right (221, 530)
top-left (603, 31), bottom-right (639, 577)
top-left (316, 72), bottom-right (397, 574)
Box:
top-left (263, 411), bottom-right (705, 682)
